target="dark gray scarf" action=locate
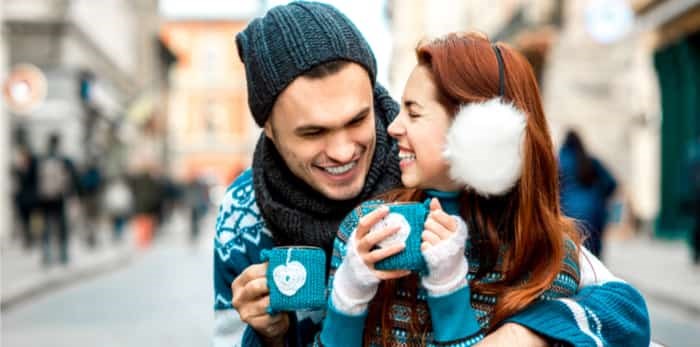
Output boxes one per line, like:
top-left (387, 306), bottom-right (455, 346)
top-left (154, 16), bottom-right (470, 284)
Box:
top-left (252, 84), bottom-right (401, 256)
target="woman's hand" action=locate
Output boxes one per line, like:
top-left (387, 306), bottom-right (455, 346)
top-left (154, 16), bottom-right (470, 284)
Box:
top-left (421, 198), bottom-right (470, 295)
top-left (331, 206), bottom-right (411, 315)
top-left (354, 205), bottom-right (413, 279)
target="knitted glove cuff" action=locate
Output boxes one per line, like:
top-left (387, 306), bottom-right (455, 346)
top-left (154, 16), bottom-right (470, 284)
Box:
top-left (331, 231), bottom-right (380, 315)
top-left (421, 216), bottom-right (470, 296)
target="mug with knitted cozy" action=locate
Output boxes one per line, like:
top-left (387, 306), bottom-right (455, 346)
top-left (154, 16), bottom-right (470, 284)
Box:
top-left (261, 246), bottom-right (327, 313)
top-left (361, 200), bottom-right (430, 272)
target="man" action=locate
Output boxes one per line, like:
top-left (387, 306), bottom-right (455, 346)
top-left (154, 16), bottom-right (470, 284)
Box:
top-left (213, 2), bottom-right (650, 346)
top-left (37, 133), bottom-right (79, 265)
top-left (11, 127), bottom-right (38, 250)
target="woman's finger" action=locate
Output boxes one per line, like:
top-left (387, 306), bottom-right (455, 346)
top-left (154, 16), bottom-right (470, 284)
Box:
top-left (429, 209), bottom-right (457, 231)
top-left (355, 205), bottom-right (389, 240)
top-left (364, 243), bottom-right (405, 264)
top-left (430, 197), bottom-right (442, 212)
top-left (421, 230), bottom-right (441, 246)
top-left (424, 217), bottom-right (452, 240)
top-left (374, 270), bottom-right (411, 281)
top-left (361, 225), bottom-right (401, 250)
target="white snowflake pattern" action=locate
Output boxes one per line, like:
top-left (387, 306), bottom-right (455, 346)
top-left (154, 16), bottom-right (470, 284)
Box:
top-left (215, 178), bottom-right (271, 262)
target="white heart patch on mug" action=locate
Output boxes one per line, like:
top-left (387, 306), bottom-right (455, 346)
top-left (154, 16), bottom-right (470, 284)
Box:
top-left (372, 212), bottom-right (411, 248)
top-left (273, 261), bottom-right (307, 296)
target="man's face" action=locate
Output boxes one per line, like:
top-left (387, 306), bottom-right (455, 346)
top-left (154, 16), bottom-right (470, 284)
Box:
top-left (265, 63), bottom-right (376, 201)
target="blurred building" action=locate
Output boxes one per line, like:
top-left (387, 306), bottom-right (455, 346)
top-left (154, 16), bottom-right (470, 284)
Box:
top-left (160, 21), bottom-right (256, 186)
top-left (158, 0), bottom-right (262, 186)
top-left (2, 0), bottom-right (161, 165)
top-left (635, 0), bottom-right (700, 238)
top-left (388, 0), bottom-right (520, 96)
top-left (537, 0), bottom-right (661, 233)
top-left (1, 2), bottom-right (11, 241)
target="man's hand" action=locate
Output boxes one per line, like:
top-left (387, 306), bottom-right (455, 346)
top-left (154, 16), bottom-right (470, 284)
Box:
top-left (477, 323), bottom-right (549, 347)
top-left (231, 263), bottom-right (290, 346)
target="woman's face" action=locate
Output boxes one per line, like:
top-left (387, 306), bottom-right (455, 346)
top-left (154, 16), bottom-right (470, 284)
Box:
top-left (388, 65), bottom-right (462, 191)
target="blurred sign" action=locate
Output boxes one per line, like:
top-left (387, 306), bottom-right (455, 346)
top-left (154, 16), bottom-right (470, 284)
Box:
top-left (2, 64), bottom-right (47, 114)
top-left (126, 92), bottom-right (156, 125)
top-left (585, 0), bottom-right (634, 44)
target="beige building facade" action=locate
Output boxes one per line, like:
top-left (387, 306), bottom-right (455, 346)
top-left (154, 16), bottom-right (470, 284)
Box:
top-left (1, 2), bottom-right (11, 242)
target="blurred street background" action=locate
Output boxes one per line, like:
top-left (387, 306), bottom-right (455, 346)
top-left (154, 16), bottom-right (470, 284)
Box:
top-left (1, 0), bottom-right (700, 346)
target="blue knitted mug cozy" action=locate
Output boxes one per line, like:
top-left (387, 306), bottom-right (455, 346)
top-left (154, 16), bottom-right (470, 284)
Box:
top-left (361, 200), bottom-right (430, 272)
top-left (262, 246), bottom-right (327, 313)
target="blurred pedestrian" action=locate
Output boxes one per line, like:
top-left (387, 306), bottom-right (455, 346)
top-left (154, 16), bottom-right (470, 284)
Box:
top-left (157, 174), bottom-right (182, 236)
top-left (185, 176), bottom-right (209, 243)
top-left (79, 155), bottom-right (103, 248)
top-left (127, 169), bottom-right (162, 248)
top-left (559, 129), bottom-right (617, 258)
top-left (103, 175), bottom-right (133, 242)
top-left (36, 133), bottom-right (80, 265)
top-left (11, 127), bottom-right (38, 250)
top-left (683, 138), bottom-right (700, 265)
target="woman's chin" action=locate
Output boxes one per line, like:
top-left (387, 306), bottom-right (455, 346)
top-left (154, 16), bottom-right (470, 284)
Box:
top-left (400, 175), bottom-right (419, 188)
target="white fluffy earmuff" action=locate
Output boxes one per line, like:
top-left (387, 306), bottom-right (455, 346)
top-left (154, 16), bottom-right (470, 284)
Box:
top-left (442, 97), bottom-right (526, 196)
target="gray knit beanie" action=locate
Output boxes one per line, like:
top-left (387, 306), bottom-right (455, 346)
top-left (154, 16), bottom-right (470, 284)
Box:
top-left (236, 1), bottom-right (377, 127)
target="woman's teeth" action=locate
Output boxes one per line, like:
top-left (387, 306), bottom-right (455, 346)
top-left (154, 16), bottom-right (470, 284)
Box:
top-left (399, 152), bottom-right (416, 161)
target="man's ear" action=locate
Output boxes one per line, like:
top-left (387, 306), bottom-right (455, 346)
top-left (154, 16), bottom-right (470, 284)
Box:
top-left (263, 120), bottom-right (274, 141)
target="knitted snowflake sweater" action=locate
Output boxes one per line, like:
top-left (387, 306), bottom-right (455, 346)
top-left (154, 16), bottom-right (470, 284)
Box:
top-left (317, 190), bottom-right (579, 346)
top-left (213, 170), bottom-right (650, 346)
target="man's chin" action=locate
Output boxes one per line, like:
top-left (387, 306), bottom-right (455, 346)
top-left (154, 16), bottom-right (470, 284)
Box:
top-left (310, 166), bottom-right (367, 201)
top-left (318, 184), bottom-right (364, 201)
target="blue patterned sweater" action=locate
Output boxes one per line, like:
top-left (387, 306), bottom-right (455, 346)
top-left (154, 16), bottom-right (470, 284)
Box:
top-left (213, 169), bottom-right (651, 347)
top-left (317, 192), bottom-right (581, 346)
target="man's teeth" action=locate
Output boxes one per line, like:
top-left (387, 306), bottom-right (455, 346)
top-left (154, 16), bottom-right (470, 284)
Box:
top-left (398, 152), bottom-right (416, 160)
top-left (324, 161), bottom-right (357, 175)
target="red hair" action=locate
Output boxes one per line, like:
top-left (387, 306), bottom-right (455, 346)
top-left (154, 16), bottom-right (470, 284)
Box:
top-left (364, 32), bottom-right (581, 344)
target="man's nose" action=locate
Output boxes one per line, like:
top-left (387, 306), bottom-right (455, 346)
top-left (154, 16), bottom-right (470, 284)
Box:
top-left (326, 132), bottom-right (356, 163)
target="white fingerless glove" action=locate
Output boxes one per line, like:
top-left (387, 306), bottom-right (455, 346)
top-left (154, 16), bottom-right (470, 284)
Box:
top-left (331, 231), bottom-right (380, 315)
top-left (421, 216), bottom-right (470, 296)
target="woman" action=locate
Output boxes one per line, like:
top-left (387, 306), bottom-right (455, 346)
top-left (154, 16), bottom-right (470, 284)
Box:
top-left (317, 32), bottom-right (583, 346)
top-left (559, 129), bottom-right (617, 258)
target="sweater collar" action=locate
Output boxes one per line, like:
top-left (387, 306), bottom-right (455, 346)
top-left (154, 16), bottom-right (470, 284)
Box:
top-left (425, 189), bottom-right (461, 215)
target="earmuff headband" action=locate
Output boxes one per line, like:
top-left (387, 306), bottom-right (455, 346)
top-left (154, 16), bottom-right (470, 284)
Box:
top-left (443, 42), bottom-right (527, 196)
top-left (492, 45), bottom-right (505, 97)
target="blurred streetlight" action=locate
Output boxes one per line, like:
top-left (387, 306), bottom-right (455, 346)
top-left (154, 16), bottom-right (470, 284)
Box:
top-left (2, 64), bottom-right (47, 115)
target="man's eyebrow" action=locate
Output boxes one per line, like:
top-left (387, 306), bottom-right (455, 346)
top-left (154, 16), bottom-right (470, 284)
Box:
top-left (294, 107), bottom-right (371, 135)
top-left (294, 124), bottom-right (325, 135)
top-left (345, 107), bottom-right (371, 125)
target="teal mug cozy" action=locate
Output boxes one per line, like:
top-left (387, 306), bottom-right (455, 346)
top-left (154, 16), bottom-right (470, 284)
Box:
top-left (361, 200), bottom-right (429, 272)
top-left (261, 246), bottom-right (327, 313)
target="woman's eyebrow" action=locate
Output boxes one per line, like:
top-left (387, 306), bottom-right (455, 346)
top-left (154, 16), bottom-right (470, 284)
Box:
top-left (403, 100), bottom-right (423, 109)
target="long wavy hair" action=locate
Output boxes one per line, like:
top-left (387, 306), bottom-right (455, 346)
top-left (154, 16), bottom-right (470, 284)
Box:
top-left (364, 32), bottom-right (581, 345)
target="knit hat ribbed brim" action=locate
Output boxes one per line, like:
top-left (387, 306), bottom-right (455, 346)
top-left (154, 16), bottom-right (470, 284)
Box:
top-left (236, 1), bottom-right (377, 127)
